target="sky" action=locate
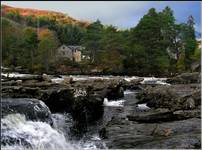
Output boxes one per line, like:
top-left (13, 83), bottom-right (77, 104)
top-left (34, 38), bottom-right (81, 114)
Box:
top-left (2, 1), bottom-right (201, 32)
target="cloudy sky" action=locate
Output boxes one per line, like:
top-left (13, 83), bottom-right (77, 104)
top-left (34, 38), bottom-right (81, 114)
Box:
top-left (2, 1), bottom-right (201, 32)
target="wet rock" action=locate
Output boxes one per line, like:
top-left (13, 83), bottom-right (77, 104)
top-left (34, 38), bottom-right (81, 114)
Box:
top-left (70, 93), bottom-right (104, 134)
top-left (100, 117), bottom-right (201, 149)
top-left (2, 81), bottom-right (105, 133)
top-left (136, 84), bottom-right (200, 111)
top-left (167, 72), bottom-right (201, 84)
top-left (72, 78), bottom-right (124, 100)
top-left (1, 98), bottom-right (53, 125)
top-left (173, 109), bottom-right (201, 120)
top-left (106, 84), bottom-right (124, 100)
top-left (127, 108), bottom-right (173, 123)
top-left (1, 136), bottom-right (32, 149)
top-left (2, 86), bottom-right (41, 98)
top-left (122, 78), bottom-right (144, 90)
top-left (2, 80), bottom-right (22, 86)
top-left (127, 108), bottom-right (201, 123)
top-left (39, 87), bottom-right (75, 113)
top-left (61, 77), bottom-right (73, 84)
top-left (42, 73), bottom-right (52, 82)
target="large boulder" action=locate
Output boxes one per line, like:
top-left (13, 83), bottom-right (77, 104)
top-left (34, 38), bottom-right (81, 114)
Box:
top-left (70, 93), bottom-right (104, 134)
top-left (42, 73), bottom-right (52, 82)
top-left (100, 117), bottom-right (201, 149)
top-left (167, 72), bottom-right (201, 84)
top-left (1, 98), bottom-right (53, 125)
top-left (136, 84), bottom-right (201, 111)
top-left (72, 77), bottom-right (125, 100)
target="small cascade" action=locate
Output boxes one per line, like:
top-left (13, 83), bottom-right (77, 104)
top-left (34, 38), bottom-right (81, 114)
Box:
top-left (1, 114), bottom-right (75, 150)
top-left (103, 98), bottom-right (125, 107)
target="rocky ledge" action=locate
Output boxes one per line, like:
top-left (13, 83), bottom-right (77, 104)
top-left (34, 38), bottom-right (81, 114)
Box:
top-left (1, 74), bottom-right (127, 134)
top-left (100, 117), bottom-right (201, 149)
top-left (99, 72), bottom-right (201, 149)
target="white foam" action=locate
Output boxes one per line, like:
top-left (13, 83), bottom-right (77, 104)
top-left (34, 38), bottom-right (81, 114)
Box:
top-left (156, 80), bottom-right (170, 85)
top-left (140, 77), bottom-right (169, 85)
top-left (51, 78), bottom-right (64, 83)
top-left (124, 90), bottom-right (135, 95)
top-left (1, 114), bottom-right (75, 150)
top-left (103, 98), bottom-right (125, 107)
top-left (137, 103), bottom-right (151, 110)
top-left (1, 72), bottom-right (36, 78)
top-left (124, 76), bottom-right (138, 82)
top-left (1, 66), bottom-right (9, 69)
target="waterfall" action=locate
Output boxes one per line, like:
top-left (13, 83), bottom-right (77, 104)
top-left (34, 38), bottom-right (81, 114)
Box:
top-left (1, 114), bottom-right (75, 150)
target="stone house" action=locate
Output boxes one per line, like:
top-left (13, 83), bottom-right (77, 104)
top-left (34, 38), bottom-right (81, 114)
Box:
top-left (197, 38), bottom-right (202, 49)
top-left (56, 45), bottom-right (83, 62)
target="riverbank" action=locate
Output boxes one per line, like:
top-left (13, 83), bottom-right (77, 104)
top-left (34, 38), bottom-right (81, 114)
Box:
top-left (1, 71), bottom-right (201, 149)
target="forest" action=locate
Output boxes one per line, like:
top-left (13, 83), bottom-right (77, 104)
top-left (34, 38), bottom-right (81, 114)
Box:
top-left (2, 5), bottom-right (201, 76)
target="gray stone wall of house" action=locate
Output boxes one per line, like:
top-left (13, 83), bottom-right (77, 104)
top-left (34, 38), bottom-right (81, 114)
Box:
top-left (56, 45), bottom-right (73, 60)
top-left (197, 38), bottom-right (202, 49)
top-left (56, 45), bottom-right (83, 62)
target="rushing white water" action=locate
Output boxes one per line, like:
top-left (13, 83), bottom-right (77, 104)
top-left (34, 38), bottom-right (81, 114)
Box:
top-left (140, 77), bottom-right (170, 85)
top-left (51, 77), bottom-right (64, 83)
top-left (123, 76), bottom-right (138, 82)
top-left (50, 75), bottom-right (170, 85)
top-left (75, 134), bottom-right (105, 150)
top-left (1, 72), bottom-right (36, 78)
top-left (2, 71), bottom-right (170, 86)
top-left (52, 113), bottom-right (73, 138)
top-left (1, 114), bottom-right (75, 150)
top-left (124, 90), bottom-right (135, 95)
top-left (137, 103), bottom-right (151, 111)
top-left (52, 113), bottom-right (107, 150)
top-left (103, 98), bottom-right (125, 107)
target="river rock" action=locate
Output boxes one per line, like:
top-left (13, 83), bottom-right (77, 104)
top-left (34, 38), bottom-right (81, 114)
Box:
top-left (167, 72), bottom-right (201, 84)
top-left (61, 77), bottom-right (73, 84)
top-left (136, 84), bottom-right (200, 111)
top-left (72, 78), bottom-right (124, 100)
top-left (42, 73), bottom-right (52, 82)
top-left (127, 108), bottom-right (201, 123)
top-left (71, 93), bottom-right (104, 134)
top-left (1, 98), bottom-right (53, 125)
top-left (100, 117), bottom-right (201, 149)
top-left (122, 78), bottom-right (144, 90)
top-left (1, 82), bottom-right (105, 134)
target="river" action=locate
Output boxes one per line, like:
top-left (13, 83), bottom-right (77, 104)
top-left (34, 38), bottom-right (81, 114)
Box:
top-left (1, 73), bottom-right (169, 150)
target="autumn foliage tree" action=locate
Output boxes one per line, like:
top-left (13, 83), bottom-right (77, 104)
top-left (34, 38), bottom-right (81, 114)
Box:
top-left (2, 5), bottom-right (199, 75)
top-left (36, 28), bottom-right (59, 72)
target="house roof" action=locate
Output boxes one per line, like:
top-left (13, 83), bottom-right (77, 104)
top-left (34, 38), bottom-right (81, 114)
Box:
top-left (58, 44), bottom-right (84, 51)
top-left (67, 46), bottom-right (84, 50)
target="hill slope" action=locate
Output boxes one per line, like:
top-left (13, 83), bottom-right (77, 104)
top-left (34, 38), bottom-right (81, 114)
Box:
top-left (1, 5), bottom-right (90, 27)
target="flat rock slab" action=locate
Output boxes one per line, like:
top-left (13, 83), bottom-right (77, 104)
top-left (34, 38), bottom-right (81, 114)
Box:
top-left (136, 84), bottom-right (201, 110)
top-left (100, 117), bottom-right (201, 149)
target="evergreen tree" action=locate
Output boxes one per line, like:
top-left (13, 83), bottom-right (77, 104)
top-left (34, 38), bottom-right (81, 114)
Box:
top-left (82, 19), bottom-right (104, 62)
top-left (37, 29), bottom-right (59, 72)
top-left (23, 27), bottom-right (38, 70)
